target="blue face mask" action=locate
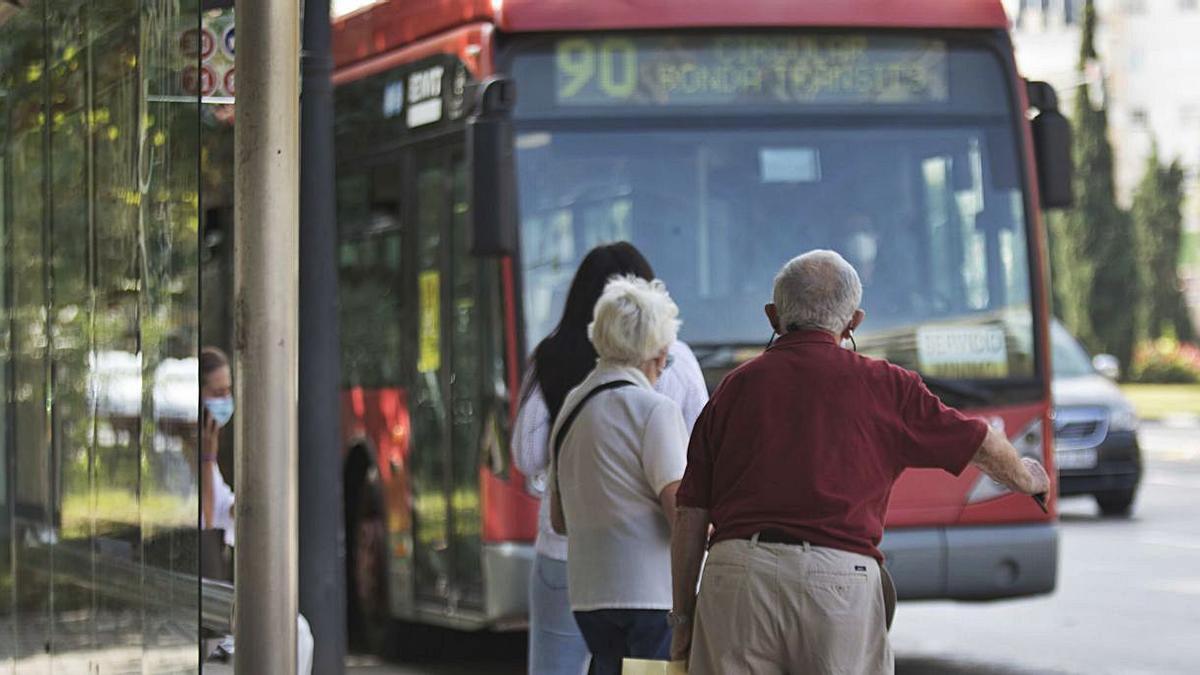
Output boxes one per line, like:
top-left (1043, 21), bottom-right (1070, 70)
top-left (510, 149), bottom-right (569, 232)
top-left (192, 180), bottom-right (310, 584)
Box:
top-left (204, 396), bottom-right (235, 428)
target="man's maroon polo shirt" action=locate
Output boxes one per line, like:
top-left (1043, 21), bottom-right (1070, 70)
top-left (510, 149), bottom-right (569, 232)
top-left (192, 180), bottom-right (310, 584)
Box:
top-left (676, 330), bottom-right (989, 562)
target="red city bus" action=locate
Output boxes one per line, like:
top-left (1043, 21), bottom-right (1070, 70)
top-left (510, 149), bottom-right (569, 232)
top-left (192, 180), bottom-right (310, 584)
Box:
top-left (331, 0), bottom-right (1071, 643)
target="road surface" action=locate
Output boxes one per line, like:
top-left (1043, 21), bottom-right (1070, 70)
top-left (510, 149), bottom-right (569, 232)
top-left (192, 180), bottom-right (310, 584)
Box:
top-left (291, 421), bottom-right (1200, 674)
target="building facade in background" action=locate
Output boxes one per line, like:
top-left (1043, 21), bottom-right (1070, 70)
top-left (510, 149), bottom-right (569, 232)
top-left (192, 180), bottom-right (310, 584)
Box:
top-left (1009, 0), bottom-right (1200, 321)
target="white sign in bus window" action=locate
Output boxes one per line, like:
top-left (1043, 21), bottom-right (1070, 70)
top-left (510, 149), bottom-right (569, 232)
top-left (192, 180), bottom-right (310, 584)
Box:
top-left (916, 325), bottom-right (1008, 378)
top-left (760, 147), bottom-right (821, 183)
top-left (407, 65), bottom-right (444, 128)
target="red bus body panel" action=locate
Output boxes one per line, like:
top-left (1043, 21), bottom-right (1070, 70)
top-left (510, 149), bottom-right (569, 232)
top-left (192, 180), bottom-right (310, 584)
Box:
top-left (332, 0), bottom-right (1052, 555)
top-left (334, 0), bottom-right (1009, 69)
top-left (333, 24), bottom-right (539, 545)
top-left (888, 403), bottom-right (1055, 528)
top-left (333, 22), bottom-right (495, 84)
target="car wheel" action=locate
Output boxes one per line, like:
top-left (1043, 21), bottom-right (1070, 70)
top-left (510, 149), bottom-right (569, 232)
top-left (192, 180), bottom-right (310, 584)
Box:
top-left (1095, 489), bottom-right (1136, 517)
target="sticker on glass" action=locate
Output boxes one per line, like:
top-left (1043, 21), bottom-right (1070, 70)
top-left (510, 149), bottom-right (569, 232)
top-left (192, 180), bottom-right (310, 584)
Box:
top-left (916, 325), bottom-right (1008, 378)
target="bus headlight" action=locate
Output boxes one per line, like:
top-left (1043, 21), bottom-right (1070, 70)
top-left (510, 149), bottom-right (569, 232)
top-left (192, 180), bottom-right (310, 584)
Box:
top-left (1109, 404), bottom-right (1139, 433)
top-left (967, 419), bottom-right (1043, 504)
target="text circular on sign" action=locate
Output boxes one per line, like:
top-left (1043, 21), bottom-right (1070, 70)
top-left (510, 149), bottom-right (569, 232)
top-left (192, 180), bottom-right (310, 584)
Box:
top-left (182, 65), bottom-right (217, 96)
top-left (180, 28), bottom-right (216, 60)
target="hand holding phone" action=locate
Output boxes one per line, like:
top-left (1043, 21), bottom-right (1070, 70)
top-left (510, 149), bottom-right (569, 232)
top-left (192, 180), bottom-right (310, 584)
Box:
top-left (201, 407), bottom-right (220, 461)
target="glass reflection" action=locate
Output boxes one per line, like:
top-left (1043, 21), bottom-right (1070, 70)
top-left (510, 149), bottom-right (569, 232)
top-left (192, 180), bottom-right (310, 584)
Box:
top-left (0, 0), bottom-right (203, 669)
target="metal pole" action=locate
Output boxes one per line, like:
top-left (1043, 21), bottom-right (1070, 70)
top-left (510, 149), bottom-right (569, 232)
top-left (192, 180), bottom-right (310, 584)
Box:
top-left (299, 0), bottom-right (347, 671)
top-left (234, 0), bottom-right (300, 671)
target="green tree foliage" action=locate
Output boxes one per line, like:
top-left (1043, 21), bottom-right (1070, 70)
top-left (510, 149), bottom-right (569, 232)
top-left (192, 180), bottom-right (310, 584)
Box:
top-left (1047, 209), bottom-right (1094, 344)
top-left (1132, 148), bottom-right (1195, 342)
top-left (1057, 0), bottom-right (1139, 370)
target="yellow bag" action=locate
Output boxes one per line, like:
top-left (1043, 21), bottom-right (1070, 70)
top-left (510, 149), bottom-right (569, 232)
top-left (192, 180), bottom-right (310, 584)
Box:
top-left (621, 659), bottom-right (687, 675)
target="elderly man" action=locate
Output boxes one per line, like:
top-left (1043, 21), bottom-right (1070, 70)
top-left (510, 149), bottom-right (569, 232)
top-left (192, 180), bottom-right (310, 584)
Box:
top-left (669, 250), bottom-right (1050, 674)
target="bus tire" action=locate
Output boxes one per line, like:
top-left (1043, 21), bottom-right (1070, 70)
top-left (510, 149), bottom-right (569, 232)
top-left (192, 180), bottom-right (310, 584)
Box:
top-left (345, 454), bottom-right (392, 654)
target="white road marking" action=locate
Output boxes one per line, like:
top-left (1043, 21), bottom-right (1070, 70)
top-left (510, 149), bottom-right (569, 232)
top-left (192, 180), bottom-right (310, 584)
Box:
top-left (1144, 475), bottom-right (1200, 489)
top-left (1139, 578), bottom-right (1200, 596)
top-left (1138, 533), bottom-right (1200, 551)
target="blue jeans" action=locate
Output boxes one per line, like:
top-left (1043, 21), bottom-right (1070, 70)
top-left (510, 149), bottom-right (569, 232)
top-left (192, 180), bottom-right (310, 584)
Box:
top-left (529, 554), bottom-right (590, 675)
top-left (573, 609), bottom-right (671, 675)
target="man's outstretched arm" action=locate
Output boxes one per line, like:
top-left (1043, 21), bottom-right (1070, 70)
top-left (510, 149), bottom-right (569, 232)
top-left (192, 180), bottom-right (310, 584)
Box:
top-left (971, 425), bottom-right (1051, 495)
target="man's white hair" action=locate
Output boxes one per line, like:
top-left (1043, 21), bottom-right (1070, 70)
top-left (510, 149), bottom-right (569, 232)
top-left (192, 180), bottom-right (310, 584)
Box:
top-left (589, 275), bottom-right (680, 366)
top-left (773, 250), bottom-right (863, 335)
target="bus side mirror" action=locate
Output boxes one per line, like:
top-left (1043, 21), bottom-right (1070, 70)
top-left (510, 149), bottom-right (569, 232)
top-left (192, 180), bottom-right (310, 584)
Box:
top-left (467, 77), bottom-right (518, 257)
top-left (1027, 80), bottom-right (1074, 210)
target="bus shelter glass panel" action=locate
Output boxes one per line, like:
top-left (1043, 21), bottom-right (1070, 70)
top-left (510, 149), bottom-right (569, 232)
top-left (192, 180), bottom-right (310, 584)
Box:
top-left (0, 0), bottom-right (203, 670)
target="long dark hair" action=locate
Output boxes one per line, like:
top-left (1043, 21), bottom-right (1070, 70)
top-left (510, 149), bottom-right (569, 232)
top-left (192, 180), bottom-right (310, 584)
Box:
top-left (531, 242), bottom-right (655, 419)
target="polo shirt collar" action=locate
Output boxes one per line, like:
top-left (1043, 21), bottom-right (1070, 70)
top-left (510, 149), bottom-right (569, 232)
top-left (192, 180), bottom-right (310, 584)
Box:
top-left (593, 359), bottom-right (654, 390)
top-left (771, 329), bottom-right (839, 349)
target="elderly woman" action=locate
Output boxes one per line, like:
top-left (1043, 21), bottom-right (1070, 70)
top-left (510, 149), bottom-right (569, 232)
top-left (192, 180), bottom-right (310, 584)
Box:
top-left (548, 276), bottom-right (689, 675)
top-left (513, 242), bottom-right (707, 675)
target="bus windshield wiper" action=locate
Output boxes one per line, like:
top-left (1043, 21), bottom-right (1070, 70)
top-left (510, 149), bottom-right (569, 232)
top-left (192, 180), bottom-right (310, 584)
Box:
top-left (920, 376), bottom-right (993, 406)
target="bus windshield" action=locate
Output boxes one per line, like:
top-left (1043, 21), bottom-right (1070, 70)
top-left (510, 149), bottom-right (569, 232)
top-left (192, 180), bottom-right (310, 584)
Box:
top-left (511, 33), bottom-right (1037, 389)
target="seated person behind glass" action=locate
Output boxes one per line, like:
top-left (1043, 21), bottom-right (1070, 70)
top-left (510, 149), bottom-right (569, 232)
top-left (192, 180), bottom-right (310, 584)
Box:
top-left (199, 347), bottom-right (236, 578)
top-left (194, 347), bottom-right (315, 673)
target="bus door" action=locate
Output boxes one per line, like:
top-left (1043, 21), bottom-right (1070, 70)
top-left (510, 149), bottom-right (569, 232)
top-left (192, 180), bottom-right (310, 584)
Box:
top-left (409, 140), bottom-right (484, 614)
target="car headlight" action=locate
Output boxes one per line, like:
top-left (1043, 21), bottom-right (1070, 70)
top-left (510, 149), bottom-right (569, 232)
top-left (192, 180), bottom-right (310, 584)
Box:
top-left (1109, 405), bottom-right (1139, 432)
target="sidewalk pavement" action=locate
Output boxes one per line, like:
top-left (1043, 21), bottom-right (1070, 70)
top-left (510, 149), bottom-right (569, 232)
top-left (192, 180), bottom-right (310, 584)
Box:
top-left (203, 656), bottom-right (522, 674)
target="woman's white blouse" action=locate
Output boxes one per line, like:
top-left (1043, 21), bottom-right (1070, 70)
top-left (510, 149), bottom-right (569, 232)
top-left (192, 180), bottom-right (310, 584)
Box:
top-left (206, 461), bottom-right (237, 548)
top-left (511, 340), bottom-right (709, 561)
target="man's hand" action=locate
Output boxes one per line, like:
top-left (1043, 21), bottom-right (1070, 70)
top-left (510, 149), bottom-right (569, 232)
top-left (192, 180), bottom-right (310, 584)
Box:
top-left (1019, 457), bottom-right (1051, 496)
top-left (670, 624), bottom-right (691, 663)
top-left (972, 426), bottom-right (1053, 498)
top-left (199, 409), bottom-right (218, 528)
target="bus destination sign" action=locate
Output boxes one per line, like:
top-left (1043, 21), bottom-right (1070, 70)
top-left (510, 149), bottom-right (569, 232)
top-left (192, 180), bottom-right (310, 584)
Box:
top-left (553, 34), bottom-right (949, 108)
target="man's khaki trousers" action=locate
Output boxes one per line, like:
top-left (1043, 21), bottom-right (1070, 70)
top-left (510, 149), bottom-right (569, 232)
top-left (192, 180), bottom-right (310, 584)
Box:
top-left (689, 538), bottom-right (893, 675)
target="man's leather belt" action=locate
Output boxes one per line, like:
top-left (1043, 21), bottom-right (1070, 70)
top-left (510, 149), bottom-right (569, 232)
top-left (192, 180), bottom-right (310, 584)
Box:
top-left (747, 529), bottom-right (808, 545)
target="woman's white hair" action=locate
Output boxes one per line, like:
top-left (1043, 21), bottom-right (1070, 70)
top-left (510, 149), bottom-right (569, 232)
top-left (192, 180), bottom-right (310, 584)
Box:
top-left (773, 250), bottom-right (863, 335)
top-left (589, 275), bottom-right (681, 366)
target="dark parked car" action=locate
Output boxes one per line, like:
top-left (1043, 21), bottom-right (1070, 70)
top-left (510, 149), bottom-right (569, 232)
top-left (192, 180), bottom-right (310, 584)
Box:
top-left (1051, 321), bottom-right (1142, 516)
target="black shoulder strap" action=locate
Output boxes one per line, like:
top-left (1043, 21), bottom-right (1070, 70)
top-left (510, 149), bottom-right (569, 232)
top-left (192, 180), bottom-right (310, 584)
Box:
top-left (553, 380), bottom-right (636, 459)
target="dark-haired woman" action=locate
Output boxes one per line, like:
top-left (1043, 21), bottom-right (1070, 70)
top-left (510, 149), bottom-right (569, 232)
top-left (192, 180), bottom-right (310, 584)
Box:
top-left (512, 243), bottom-right (708, 675)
